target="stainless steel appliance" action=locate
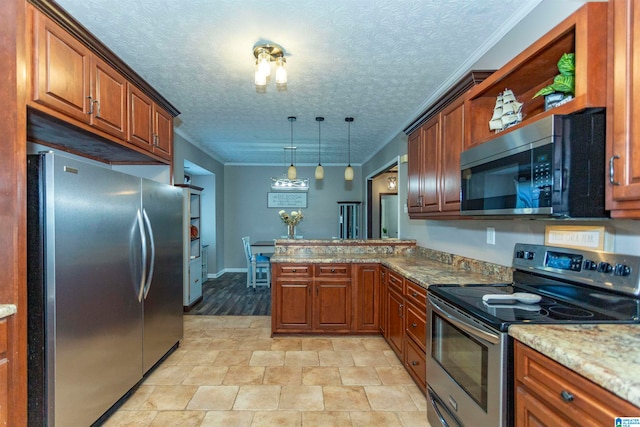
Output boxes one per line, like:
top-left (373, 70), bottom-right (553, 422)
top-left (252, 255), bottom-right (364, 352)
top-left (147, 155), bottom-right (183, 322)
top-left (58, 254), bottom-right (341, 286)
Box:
top-left (426, 243), bottom-right (640, 427)
top-left (26, 152), bottom-right (183, 426)
top-left (460, 112), bottom-right (606, 217)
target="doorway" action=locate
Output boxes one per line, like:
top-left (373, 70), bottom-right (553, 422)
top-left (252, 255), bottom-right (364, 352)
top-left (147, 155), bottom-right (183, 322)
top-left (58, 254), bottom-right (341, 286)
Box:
top-left (367, 162), bottom-right (398, 239)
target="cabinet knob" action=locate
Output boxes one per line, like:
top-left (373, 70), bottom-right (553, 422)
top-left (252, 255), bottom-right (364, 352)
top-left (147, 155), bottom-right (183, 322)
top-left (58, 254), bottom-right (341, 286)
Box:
top-left (411, 292), bottom-right (418, 297)
top-left (411, 361), bottom-right (418, 366)
top-left (560, 390), bottom-right (574, 402)
top-left (412, 323), bottom-right (417, 328)
top-left (292, 269), bottom-right (297, 272)
top-left (331, 269), bottom-right (335, 273)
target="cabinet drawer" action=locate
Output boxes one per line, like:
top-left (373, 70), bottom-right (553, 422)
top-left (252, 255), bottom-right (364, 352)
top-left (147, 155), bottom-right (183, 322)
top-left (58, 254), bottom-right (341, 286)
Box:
top-left (405, 304), bottom-right (426, 350)
top-left (405, 280), bottom-right (426, 312)
top-left (388, 270), bottom-right (404, 292)
top-left (315, 264), bottom-right (351, 278)
top-left (275, 264), bottom-right (312, 277)
top-left (515, 341), bottom-right (640, 425)
top-left (405, 337), bottom-right (426, 390)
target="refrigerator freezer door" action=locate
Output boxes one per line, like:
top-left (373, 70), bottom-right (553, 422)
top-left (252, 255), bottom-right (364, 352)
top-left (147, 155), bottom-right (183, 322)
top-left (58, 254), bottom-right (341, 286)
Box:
top-left (30, 153), bottom-right (144, 426)
top-left (141, 179), bottom-right (183, 373)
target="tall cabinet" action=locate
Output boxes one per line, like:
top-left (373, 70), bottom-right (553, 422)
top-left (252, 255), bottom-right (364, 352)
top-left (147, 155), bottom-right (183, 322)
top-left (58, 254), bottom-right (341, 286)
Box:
top-left (177, 184), bottom-right (203, 310)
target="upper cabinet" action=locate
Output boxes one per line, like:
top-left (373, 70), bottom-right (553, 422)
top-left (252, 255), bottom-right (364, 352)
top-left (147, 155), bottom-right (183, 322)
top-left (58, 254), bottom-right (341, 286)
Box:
top-left (26, 2), bottom-right (179, 164)
top-left (406, 72), bottom-right (491, 219)
top-left (606, 0), bottom-right (640, 218)
top-left (465, 2), bottom-right (607, 149)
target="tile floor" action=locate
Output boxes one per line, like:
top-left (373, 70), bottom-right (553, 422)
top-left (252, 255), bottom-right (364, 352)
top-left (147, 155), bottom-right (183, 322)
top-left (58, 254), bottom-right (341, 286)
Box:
top-left (105, 316), bottom-right (431, 426)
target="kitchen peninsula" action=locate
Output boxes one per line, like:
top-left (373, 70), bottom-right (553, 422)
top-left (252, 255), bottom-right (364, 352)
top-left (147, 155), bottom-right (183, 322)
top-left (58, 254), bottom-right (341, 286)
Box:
top-left (270, 238), bottom-right (512, 393)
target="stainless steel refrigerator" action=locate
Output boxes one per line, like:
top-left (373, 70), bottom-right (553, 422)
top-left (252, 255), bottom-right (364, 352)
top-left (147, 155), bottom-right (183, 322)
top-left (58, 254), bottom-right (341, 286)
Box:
top-left (27, 152), bottom-right (183, 426)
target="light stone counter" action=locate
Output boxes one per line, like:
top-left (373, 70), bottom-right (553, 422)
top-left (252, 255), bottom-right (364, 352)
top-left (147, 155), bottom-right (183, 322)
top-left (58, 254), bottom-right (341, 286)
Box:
top-left (509, 324), bottom-right (640, 408)
top-left (0, 304), bottom-right (17, 319)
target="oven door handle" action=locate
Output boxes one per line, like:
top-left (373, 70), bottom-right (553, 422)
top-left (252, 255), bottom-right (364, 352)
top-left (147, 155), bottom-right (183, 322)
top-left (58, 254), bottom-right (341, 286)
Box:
top-left (429, 297), bottom-right (501, 345)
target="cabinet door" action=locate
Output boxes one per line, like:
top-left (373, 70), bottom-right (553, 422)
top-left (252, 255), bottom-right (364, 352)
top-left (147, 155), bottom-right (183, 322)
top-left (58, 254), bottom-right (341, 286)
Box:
top-left (31, 7), bottom-right (91, 123)
top-left (607, 0), bottom-right (640, 215)
top-left (90, 55), bottom-right (127, 139)
top-left (314, 280), bottom-right (351, 331)
top-left (405, 336), bottom-right (426, 391)
top-left (420, 116), bottom-right (441, 212)
top-left (387, 287), bottom-right (404, 359)
top-left (407, 130), bottom-right (423, 213)
top-left (353, 264), bottom-right (379, 332)
top-left (128, 84), bottom-right (154, 149)
top-left (153, 105), bottom-right (173, 160)
top-left (274, 280), bottom-right (312, 331)
top-left (440, 98), bottom-right (464, 212)
top-left (516, 386), bottom-right (572, 427)
top-left (379, 267), bottom-right (388, 336)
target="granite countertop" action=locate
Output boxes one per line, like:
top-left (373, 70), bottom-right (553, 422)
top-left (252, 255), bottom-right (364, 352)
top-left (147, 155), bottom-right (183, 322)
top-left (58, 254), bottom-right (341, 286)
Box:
top-left (0, 304), bottom-right (17, 319)
top-left (270, 253), bottom-right (508, 288)
top-left (509, 324), bottom-right (640, 408)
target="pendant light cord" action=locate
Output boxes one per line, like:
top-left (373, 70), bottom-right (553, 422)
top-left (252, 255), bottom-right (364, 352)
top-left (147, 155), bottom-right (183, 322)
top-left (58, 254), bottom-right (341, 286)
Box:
top-left (345, 117), bottom-right (354, 166)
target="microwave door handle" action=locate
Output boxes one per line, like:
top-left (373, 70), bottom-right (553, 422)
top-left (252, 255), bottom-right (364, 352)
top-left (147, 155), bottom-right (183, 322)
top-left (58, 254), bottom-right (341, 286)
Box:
top-left (553, 168), bottom-right (568, 192)
top-left (429, 298), bottom-right (500, 344)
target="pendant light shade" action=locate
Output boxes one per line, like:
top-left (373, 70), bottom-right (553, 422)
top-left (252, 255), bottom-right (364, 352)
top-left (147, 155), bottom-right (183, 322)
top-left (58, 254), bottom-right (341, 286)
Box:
top-left (344, 117), bottom-right (354, 181)
top-left (287, 116), bottom-right (297, 179)
top-left (315, 117), bottom-right (325, 180)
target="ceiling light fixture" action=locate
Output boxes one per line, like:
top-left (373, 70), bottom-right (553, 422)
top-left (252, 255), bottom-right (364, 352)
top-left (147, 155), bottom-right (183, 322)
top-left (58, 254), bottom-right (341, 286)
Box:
top-left (287, 116), bottom-right (297, 179)
top-left (344, 117), bottom-right (354, 181)
top-left (315, 117), bottom-right (324, 180)
top-left (387, 176), bottom-right (397, 190)
top-left (253, 43), bottom-right (287, 92)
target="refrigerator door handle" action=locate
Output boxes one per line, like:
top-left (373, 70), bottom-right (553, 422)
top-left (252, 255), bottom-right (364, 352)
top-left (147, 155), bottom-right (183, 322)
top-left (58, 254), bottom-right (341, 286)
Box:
top-left (142, 208), bottom-right (156, 299)
top-left (136, 209), bottom-right (147, 302)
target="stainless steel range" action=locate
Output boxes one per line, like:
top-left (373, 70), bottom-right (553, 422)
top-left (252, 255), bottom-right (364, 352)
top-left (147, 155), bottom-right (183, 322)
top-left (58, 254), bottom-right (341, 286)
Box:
top-left (426, 243), bottom-right (640, 427)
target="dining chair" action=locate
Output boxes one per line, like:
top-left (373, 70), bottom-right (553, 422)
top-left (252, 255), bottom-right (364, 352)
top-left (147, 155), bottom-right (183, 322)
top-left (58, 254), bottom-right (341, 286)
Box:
top-left (241, 236), bottom-right (271, 289)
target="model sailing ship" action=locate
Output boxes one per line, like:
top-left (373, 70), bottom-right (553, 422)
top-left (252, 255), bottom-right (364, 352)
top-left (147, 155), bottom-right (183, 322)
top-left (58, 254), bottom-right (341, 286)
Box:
top-left (489, 89), bottom-right (523, 132)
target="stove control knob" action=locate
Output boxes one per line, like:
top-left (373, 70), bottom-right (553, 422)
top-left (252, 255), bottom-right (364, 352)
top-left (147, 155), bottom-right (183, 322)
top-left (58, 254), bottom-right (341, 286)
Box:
top-left (583, 260), bottom-right (598, 271)
top-left (614, 264), bottom-right (631, 276)
top-left (524, 251), bottom-right (535, 260)
top-left (597, 262), bottom-right (613, 274)
top-left (515, 250), bottom-right (525, 259)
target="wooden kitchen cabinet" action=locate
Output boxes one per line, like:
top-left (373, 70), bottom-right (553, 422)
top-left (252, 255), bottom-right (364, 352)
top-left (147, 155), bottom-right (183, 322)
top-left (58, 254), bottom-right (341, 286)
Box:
top-left (515, 341), bottom-right (640, 426)
top-left (128, 84), bottom-right (173, 161)
top-left (465, 3), bottom-right (606, 149)
top-left (272, 263), bottom-right (351, 333)
top-left (386, 285), bottom-right (404, 359)
top-left (407, 92), bottom-right (466, 217)
top-left (27, 4), bottom-right (177, 164)
top-left (606, 0), bottom-right (640, 217)
top-left (0, 319), bottom-right (8, 425)
top-left (353, 264), bottom-right (379, 332)
top-left (314, 280), bottom-right (351, 331)
top-left (379, 266), bottom-right (388, 337)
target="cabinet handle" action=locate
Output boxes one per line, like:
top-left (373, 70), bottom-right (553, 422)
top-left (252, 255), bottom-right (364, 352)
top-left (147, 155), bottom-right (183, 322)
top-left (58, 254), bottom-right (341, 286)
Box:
top-left (412, 292), bottom-right (418, 297)
top-left (331, 268), bottom-right (335, 273)
top-left (87, 96), bottom-right (94, 115)
top-left (609, 155), bottom-right (620, 186)
top-left (560, 390), bottom-right (574, 402)
top-left (399, 303), bottom-right (403, 317)
top-left (292, 269), bottom-right (297, 272)
top-left (411, 361), bottom-right (418, 366)
top-left (412, 323), bottom-right (417, 328)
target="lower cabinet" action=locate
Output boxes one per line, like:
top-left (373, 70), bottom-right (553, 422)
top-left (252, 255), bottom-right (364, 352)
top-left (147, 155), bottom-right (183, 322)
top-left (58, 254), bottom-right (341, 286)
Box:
top-left (353, 264), bottom-right (379, 332)
top-left (515, 341), bottom-right (640, 426)
top-left (386, 285), bottom-right (404, 358)
top-left (379, 266), bottom-right (388, 337)
top-left (272, 263), bottom-right (352, 333)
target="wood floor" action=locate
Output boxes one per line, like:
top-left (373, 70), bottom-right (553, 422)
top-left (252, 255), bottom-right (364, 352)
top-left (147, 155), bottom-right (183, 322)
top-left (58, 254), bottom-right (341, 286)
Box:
top-left (186, 273), bottom-right (271, 316)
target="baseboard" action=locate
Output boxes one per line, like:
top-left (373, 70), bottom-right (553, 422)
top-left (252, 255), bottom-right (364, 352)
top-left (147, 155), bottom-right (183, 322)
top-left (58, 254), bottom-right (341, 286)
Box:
top-left (209, 268), bottom-right (247, 278)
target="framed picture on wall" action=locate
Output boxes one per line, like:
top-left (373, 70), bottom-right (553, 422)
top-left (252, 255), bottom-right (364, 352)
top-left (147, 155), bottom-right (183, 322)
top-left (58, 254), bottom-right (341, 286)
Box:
top-left (267, 192), bottom-right (307, 208)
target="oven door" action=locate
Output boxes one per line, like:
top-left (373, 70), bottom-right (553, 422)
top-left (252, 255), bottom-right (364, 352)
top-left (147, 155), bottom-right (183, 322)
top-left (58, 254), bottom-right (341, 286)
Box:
top-left (426, 294), bottom-right (508, 427)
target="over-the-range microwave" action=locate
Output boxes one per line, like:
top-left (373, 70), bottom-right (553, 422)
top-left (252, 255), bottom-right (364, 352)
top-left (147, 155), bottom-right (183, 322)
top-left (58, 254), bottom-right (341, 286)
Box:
top-left (460, 111), bottom-right (607, 218)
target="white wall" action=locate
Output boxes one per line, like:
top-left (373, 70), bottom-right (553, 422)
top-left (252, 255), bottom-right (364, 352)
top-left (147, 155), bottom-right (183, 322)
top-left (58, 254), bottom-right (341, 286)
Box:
top-left (224, 164), bottom-right (363, 269)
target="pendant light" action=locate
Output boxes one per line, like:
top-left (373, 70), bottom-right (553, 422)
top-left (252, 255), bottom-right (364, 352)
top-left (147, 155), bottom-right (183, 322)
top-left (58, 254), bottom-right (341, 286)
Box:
top-left (315, 117), bottom-right (325, 180)
top-left (287, 116), bottom-right (297, 179)
top-left (344, 117), bottom-right (354, 181)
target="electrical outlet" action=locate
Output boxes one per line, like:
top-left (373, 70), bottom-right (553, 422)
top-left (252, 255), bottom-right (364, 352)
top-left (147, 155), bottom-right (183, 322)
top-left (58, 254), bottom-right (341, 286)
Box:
top-left (486, 227), bottom-right (496, 245)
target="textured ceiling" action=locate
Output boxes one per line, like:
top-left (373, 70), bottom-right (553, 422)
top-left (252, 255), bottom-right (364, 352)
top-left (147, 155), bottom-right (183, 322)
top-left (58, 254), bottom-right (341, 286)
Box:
top-left (54, 0), bottom-right (542, 166)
